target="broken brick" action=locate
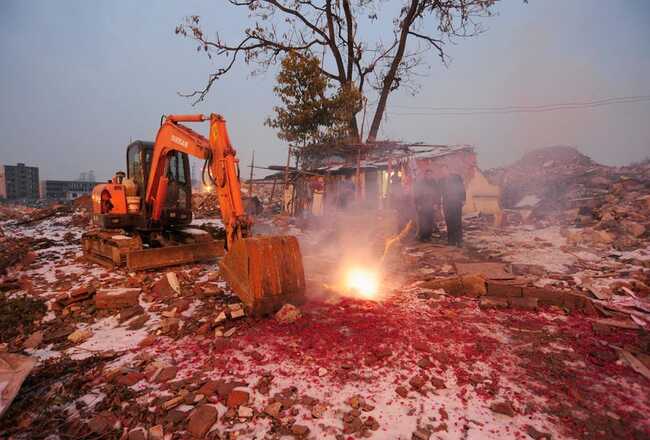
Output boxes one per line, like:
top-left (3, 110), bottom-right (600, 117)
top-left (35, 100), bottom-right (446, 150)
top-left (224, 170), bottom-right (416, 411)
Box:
top-left (525, 425), bottom-right (552, 440)
top-left (292, 424), bottom-right (310, 437)
top-left (95, 287), bottom-right (141, 309)
top-left (396, 386), bottom-right (409, 398)
top-left (88, 412), bottom-right (118, 434)
top-left (413, 429), bottom-right (431, 440)
top-left (22, 331), bottom-right (43, 349)
top-left (409, 374), bottom-right (427, 390)
top-left (486, 281), bottom-right (523, 298)
top-left (490, 401), bottom-right (516, 417)
top-left (119, 304), bottom-right (144, 323)
top-left (127, 313), bottom-right (149, 330)
top-left (412, 341), bottom-right (430, 352)
top-left (264, 401), bottom-right (282, 418)
top-left (127, 427), bottom-right (147, 440)
top-left (430, 377), bottom-right (447, 389)
top-left (226, 389), bottom-right (249, 408)
top-left (150, 275), bottom-right (176, 300)
top-left (417, 357), bottom-right (433, 369)
top-left (187, 404), bottom-right (218, 438)
top-left (114, 369), bottom-right (145, 386)
top-left (522, 286), bottom-right (565, 307)
top-left (156, 365), bottom-right (178, 383)
top-left (67, 328), bottom-right (92, 343)
top-left (275, 303), bottom-right (302, 324)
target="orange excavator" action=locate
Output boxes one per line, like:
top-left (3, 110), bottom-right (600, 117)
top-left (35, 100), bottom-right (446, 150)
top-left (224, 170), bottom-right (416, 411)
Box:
top-left (82, 114), bottom-right (305, 314)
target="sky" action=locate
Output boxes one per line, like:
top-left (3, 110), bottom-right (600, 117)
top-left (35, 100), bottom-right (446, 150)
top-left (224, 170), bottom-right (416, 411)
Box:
top-left (0, 0), bottom-right (648, 181)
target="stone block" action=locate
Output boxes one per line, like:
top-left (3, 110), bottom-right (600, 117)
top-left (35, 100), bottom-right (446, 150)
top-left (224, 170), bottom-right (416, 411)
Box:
top-left (522, 286), bottom-right (565, 307)
top-left (486, 281), bottom-right (523, 298)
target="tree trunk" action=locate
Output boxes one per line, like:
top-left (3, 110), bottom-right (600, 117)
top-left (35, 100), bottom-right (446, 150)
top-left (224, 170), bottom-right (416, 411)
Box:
top-left (366, 0), bottom-right (420, 143)
top-left (349, 114), bottom-right (360, 143)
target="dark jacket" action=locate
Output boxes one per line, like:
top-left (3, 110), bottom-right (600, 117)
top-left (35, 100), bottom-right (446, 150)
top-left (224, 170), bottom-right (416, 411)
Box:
top-left (441, 174), bottom-right (466, 206)
top-left (414, 178), bottom-right (441, 211)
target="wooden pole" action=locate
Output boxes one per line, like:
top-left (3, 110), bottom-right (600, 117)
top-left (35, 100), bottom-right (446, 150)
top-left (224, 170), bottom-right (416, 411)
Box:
top-left (283, 147), bottom-right (291, 213)
top-left (359, 97), bottom-right (368, 142)
top-left (248, 150), bottom-right (255, 197)
top-left (355, 147), bottom-right (361, 201)
top-left (270, 176), bottom-right (277, 202)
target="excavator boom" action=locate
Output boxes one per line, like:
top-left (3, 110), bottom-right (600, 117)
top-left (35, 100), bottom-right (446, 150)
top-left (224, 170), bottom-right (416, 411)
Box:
top-left (142, 113), bottom-right (305, 314)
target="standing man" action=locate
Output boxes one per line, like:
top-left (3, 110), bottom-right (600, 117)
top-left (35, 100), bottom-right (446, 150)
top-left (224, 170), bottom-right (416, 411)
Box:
top-left (389, 174), bottom-right (409, 232)
top-left (338, 175), bottom-right (355, 209)
top-left (440, 165), bottom-right (466, 246)
top-left (414, 169), bottom-right (441, 242)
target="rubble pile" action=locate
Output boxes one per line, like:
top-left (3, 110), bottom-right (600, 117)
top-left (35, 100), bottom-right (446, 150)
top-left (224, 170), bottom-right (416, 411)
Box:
top-left (487, 145), bottom-right (603, 210)
top-left (243, 181), bottom-right (284, 212)
top-left (487, 146), bottom-right (650, 246)
top-left (0, 237), bottom-right (32, 274)
top-left (0, 295), bottom-right (47, 344)
top-left (0, 205), bottom-right (36, 222)
top-left (192, 192), bottom-right (221, 218)
top-left (192, 184), bottom-right (282, 219)
top-left (12, 204), bottom-right (74, 226)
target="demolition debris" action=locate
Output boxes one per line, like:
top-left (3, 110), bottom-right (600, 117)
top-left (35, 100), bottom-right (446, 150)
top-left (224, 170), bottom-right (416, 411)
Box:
top-left (0, 146), bottom-right (649, 439)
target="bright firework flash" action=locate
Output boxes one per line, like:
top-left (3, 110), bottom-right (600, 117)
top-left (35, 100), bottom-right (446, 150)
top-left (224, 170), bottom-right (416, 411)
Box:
top-left (342, 266), bottom-right (382, 300)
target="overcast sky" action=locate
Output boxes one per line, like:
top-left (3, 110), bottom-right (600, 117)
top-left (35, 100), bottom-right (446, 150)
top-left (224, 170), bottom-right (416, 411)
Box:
top-left (1, 0), bottom-right (648, 181)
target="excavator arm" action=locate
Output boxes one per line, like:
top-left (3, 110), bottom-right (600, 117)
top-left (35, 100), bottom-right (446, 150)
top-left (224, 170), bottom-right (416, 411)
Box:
top-left (143, 114), bottom-right (305, 315)
top-left (144, 113), bottom-right (248, 249)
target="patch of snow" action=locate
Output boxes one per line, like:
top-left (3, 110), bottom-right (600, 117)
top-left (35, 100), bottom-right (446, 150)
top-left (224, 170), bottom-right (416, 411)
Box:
top-left (515, 194), bottom-right (541, 208)
top-left (25, 344), bottom-right (62, 362)
top-left (191, 218), bottom-right (224, 228)
top-left (66, 315), bottom-right (153, 360)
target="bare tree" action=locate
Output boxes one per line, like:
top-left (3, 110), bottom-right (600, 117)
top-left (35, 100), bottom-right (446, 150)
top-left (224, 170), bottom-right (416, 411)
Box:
top-left (176, 0), bottom-right (498, 142)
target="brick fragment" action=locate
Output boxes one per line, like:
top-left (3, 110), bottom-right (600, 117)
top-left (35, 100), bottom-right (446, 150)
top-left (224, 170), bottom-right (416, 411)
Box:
top-left (187, 404), bottom-right (218, 438)
top-left (226, 389), bottom-right (249, 408)
top-left (95, 288), bottom-right (140, 309)
top-left (486, 281), bottom-right (523, 298)
top-left (522, 286), bottom-right (564, 306)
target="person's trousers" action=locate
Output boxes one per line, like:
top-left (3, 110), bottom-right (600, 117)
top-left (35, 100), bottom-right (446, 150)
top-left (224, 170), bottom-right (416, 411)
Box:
top-left (444, 203), bottom-right (463, 245)
top-left (416, 208), bottom-right (435, 240)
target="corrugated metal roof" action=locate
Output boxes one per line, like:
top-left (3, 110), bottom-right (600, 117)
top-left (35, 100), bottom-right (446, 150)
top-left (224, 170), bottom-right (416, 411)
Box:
top-left (312, 144), bottom-right (474, 172)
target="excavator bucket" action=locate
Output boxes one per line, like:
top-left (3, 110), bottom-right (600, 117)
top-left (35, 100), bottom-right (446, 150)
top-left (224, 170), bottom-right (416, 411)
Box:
top-left (219, 235), bottom-right (306, 316)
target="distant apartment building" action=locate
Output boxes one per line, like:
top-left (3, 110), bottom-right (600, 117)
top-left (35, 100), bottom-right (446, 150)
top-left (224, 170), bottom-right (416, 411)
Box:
top-left (0, 163), bottom-right (40, 199)
top-left (41, 180), bottom-right (99, 200)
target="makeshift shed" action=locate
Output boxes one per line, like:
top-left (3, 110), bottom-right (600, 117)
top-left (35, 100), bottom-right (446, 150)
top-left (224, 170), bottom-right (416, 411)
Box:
top-left (282, 141), bottom-right (500, 220)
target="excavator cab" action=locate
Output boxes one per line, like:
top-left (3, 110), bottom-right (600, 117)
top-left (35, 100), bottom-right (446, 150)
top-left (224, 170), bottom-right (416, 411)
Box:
top-left (126, 141), bottom-right (192, 228)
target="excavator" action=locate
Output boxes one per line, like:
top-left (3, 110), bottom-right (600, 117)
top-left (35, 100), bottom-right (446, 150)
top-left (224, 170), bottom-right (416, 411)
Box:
top-left (82, 113), bottom-right (305, 315)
